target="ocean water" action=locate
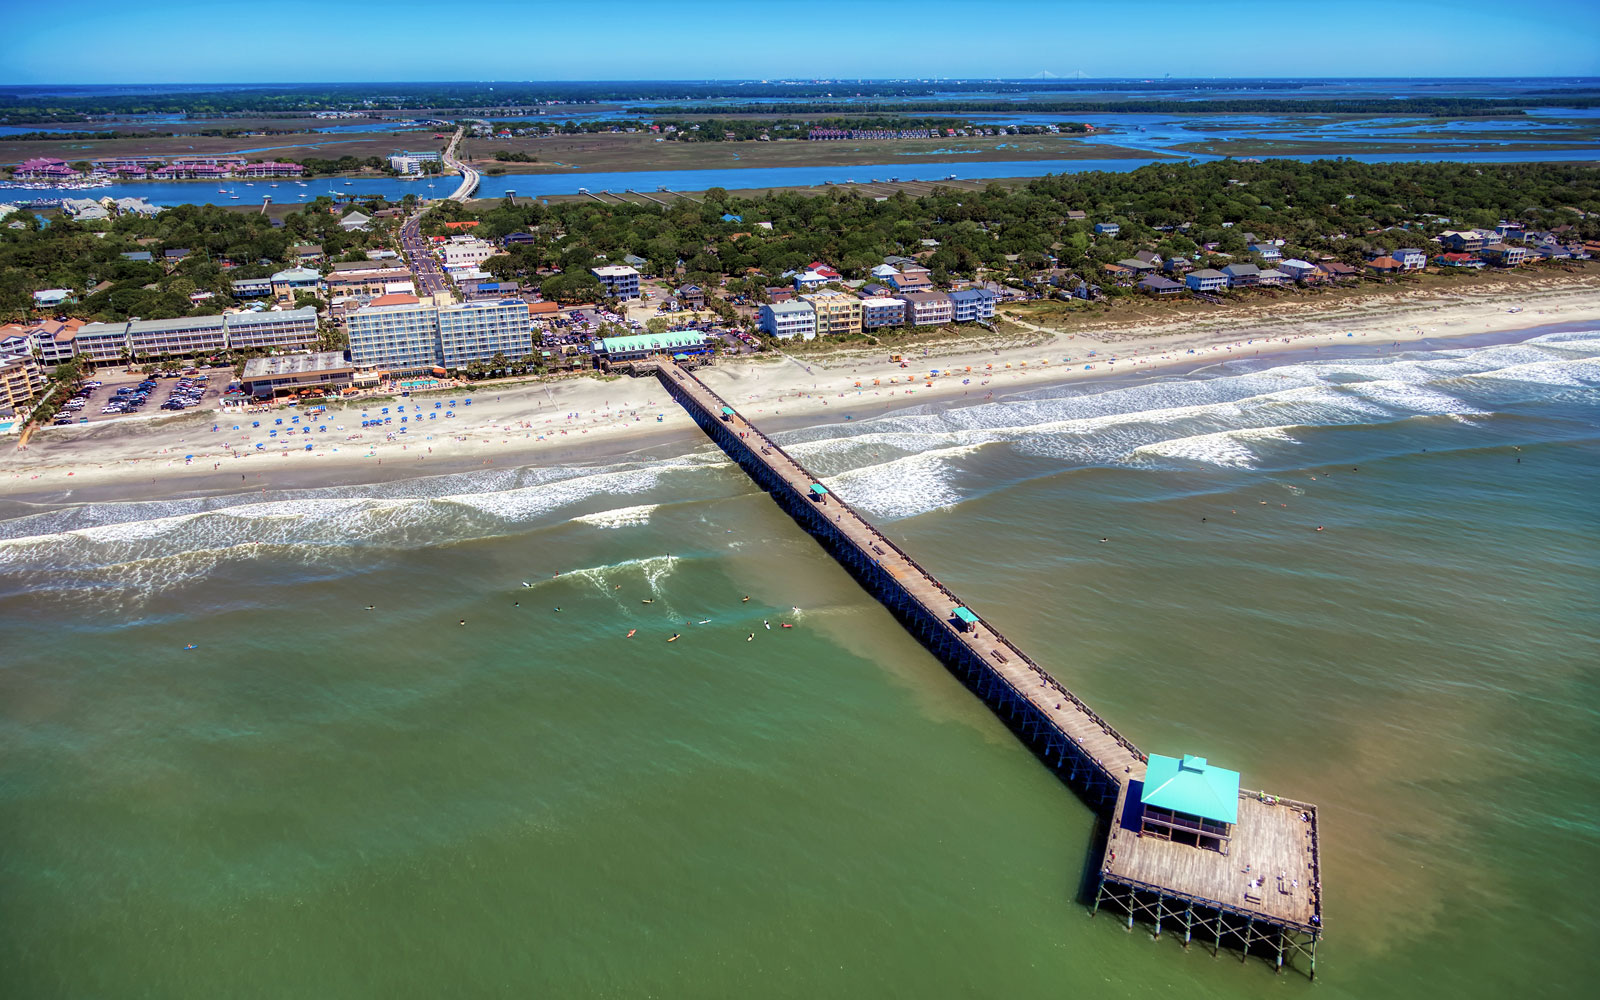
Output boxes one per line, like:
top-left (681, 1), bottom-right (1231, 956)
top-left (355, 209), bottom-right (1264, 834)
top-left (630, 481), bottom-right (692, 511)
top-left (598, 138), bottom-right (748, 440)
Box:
top-left (2, 330), bottom-right (1597, 998)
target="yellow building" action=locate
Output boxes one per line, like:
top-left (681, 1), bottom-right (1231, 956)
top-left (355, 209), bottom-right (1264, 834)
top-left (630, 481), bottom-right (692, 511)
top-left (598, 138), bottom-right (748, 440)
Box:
top-left (801, 290), bottom-right (863, 336)
top-left (0, 353), bottom-right (43, 415)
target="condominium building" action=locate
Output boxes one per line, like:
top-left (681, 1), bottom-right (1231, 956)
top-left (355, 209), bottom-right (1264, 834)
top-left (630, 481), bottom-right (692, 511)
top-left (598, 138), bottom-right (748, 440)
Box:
top-left (346, 294), bottom-right (441, 371)
top-left (900, 290), bottom-right (954, 326)
top-left (437, 300), bottom-right (533, 369)
top-left (126, 314), bottom-right (227, 360)
top-left (223, 308), bottom-right (319, 352)
top-left (758, 300), bottom-right (817, 340)
top-left (860, 296), bottom-right (906, 330)
top-left (590, 265), bottom-right (641, 299)
top-left (947, 288), bottom-right (996, 323)
top-left (53, 308), bottom-right (319, 364)
top-left (0, 352), bottom-right (41, 413)
top-left (71, 322), bottom-right (138, 362)
top-left (801, 291), bottom-right (863, 336)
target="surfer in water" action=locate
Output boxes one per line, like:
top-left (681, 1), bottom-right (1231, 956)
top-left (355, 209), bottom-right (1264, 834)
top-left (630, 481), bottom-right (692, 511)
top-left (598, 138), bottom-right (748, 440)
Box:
top-left (626, 629), bottom-right (636, 638)
top-left (667, 633), bottom-right (680, 642)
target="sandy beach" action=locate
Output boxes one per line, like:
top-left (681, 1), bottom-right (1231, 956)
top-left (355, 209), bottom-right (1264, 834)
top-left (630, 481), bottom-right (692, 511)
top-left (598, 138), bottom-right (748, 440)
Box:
top-left (6, 276), bottom-right (1598, 501)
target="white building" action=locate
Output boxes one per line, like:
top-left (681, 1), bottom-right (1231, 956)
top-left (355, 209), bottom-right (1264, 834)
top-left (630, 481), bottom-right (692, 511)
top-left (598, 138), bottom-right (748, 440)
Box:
top-left (758, 300), bottom-right (817, 340)
top-left (1185, 268), bottom-right (1228, 292)
top-left (440, 237), bottom-right (499, 270)
top-left (590, 265), bottom-right (641, 299)
top-left (437, 300), bottom-right (533, 369)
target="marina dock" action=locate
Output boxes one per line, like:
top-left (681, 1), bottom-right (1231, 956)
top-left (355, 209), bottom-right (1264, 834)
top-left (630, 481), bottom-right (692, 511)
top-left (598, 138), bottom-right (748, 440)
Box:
top-left (656, 357), bottom-right (1324, 978)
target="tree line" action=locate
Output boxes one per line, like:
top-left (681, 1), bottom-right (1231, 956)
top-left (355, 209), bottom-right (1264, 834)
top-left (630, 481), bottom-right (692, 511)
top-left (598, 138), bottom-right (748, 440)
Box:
top-left (424, 160), bottom-right (1599, 301)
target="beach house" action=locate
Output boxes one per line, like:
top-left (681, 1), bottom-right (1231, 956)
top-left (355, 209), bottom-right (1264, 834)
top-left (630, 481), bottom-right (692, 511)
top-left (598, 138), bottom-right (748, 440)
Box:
top-left (758, 300), bottom-right (817, 340)
top-left (1185, 268), bottom-right (1227, 293)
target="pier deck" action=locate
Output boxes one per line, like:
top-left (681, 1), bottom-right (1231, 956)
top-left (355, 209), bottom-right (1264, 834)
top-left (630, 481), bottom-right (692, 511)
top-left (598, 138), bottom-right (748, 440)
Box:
top-left (655, 358), bottom-right (1322, 977)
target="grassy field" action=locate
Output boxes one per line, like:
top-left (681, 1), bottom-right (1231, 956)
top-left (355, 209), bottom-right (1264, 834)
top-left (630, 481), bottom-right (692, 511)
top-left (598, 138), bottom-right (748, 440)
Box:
top-left (1172, 137), bottom-right (1600, 157)
top-left (462, 132), bottom-right (1168, 174)
top-left (477, 175), bottom-right (1041, 209)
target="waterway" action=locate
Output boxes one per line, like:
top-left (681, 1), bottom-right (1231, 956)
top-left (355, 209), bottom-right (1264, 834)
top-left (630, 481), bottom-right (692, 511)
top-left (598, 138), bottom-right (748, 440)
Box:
top-left (2, 327), bottom-right (1597, 997)
top-left (7, 144), bottom-right (1600, 209)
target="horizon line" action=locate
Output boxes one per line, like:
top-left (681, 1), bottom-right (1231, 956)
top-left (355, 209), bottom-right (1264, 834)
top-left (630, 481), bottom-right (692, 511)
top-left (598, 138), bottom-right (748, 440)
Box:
top-left (4, 75), bottom-right (1600, 87)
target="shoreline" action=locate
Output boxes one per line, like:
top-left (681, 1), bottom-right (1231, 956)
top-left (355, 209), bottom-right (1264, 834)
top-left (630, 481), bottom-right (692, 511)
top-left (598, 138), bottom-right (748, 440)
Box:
top-left (4, 279), bottom-right (1598, 506)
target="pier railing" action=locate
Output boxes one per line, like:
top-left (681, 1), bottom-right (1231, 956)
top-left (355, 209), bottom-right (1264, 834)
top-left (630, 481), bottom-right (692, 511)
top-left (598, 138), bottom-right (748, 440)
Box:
top-left (660, 358), bottom-right (1148, 765)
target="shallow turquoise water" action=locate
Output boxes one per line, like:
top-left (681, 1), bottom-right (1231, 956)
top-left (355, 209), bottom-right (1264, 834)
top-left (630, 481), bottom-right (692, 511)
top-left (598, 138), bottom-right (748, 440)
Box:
top-left (2, 329), bottom-right (1597, 997)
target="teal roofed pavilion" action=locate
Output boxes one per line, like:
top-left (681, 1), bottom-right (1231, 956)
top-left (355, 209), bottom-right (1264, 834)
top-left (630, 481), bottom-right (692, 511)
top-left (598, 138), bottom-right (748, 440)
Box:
top-left (1138, 754), bottom-right (1241, 853)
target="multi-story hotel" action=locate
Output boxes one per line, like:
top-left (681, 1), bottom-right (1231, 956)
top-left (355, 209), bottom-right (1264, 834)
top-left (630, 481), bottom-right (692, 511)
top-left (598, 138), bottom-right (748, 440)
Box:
top-left (346, 296), bottom-right (535, 372)
top-left (437, 300), bottom-right (533, 369)
top-left (346, 294), bottom-right (442, 372)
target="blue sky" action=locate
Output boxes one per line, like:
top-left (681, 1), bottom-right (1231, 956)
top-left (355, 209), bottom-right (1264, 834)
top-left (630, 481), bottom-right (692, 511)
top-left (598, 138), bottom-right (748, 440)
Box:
top-left (4, 0), bottom-right (1597, 84)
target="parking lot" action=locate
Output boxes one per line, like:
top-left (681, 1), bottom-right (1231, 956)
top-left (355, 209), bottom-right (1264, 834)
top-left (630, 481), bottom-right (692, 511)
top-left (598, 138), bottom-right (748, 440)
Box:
top-left (53, 366), bottom-right (236, 426)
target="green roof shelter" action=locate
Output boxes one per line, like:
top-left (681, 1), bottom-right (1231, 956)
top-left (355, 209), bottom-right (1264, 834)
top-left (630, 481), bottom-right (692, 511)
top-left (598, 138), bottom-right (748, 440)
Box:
top-left (952, 606), bottom-right (980, 631)
top-left (809, 483), bottom-right (829, 502)
top-left (720, 405), bottom-right (736, 420)
top-left (1139, 753), bottom-right (1240, 854)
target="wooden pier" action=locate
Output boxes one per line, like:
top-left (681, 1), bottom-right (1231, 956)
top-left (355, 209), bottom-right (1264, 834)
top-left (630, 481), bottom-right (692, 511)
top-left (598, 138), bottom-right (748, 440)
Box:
top-left (655, 358), bottom-right (1323, 978)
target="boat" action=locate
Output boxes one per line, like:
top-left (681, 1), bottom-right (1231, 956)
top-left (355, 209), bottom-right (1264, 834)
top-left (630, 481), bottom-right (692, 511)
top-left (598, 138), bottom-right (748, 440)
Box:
top-left (230, 194), bottom-right (240, 199)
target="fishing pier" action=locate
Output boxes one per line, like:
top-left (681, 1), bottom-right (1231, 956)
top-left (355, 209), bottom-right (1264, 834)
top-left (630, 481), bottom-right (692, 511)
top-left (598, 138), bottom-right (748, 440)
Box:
top-left (655, 358), bottom-right (1324, 978)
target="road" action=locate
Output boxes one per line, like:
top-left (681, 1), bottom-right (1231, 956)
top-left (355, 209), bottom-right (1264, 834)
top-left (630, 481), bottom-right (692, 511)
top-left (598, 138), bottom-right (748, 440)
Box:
top-left (395, 128), bottom-right (477, 298)
top-left (399, 209), bottom-right (450, 298)
top-left (442, 127), bottom-right (479, 202)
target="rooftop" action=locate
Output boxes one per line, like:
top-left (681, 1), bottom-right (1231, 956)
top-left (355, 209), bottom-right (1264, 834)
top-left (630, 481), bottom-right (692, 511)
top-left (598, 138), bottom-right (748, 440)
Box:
top-left (1141, 753), bottom-right (1240, 824)
top-left (240, 351), bottom-right (354, 379)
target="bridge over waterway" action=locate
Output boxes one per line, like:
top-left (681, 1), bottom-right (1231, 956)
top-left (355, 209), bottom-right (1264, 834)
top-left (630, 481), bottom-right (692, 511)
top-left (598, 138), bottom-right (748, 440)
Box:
top-left (655, 357), bottom-right (1324, 978)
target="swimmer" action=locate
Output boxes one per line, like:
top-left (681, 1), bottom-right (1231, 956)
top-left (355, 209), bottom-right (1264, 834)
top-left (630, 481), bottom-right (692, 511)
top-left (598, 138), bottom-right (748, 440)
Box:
top-left (364, 605), bottom-right (375, 611)
top-left (747, 633), bottom-right (755, 642)
top-left (458, 619), bottom-right (466, 626)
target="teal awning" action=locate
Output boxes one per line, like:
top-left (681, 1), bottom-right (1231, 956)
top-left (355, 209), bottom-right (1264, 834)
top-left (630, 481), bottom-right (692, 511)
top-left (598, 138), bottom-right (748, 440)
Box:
top-left (721, 406), bottom-right (735, 416)
top-left (1140, 754), bottom-right (1240, 824)
top-left (810, 484), bottom-right (829, 496)
top-left (952, 606), bottom-right (979, 625)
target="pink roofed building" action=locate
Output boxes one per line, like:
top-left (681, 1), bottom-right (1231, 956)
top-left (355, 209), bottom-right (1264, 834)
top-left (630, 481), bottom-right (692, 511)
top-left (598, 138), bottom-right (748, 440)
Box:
top-left (239, 161), bottom-right (306, 178)
top-left (13, 157), bottom-right (81, 181)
